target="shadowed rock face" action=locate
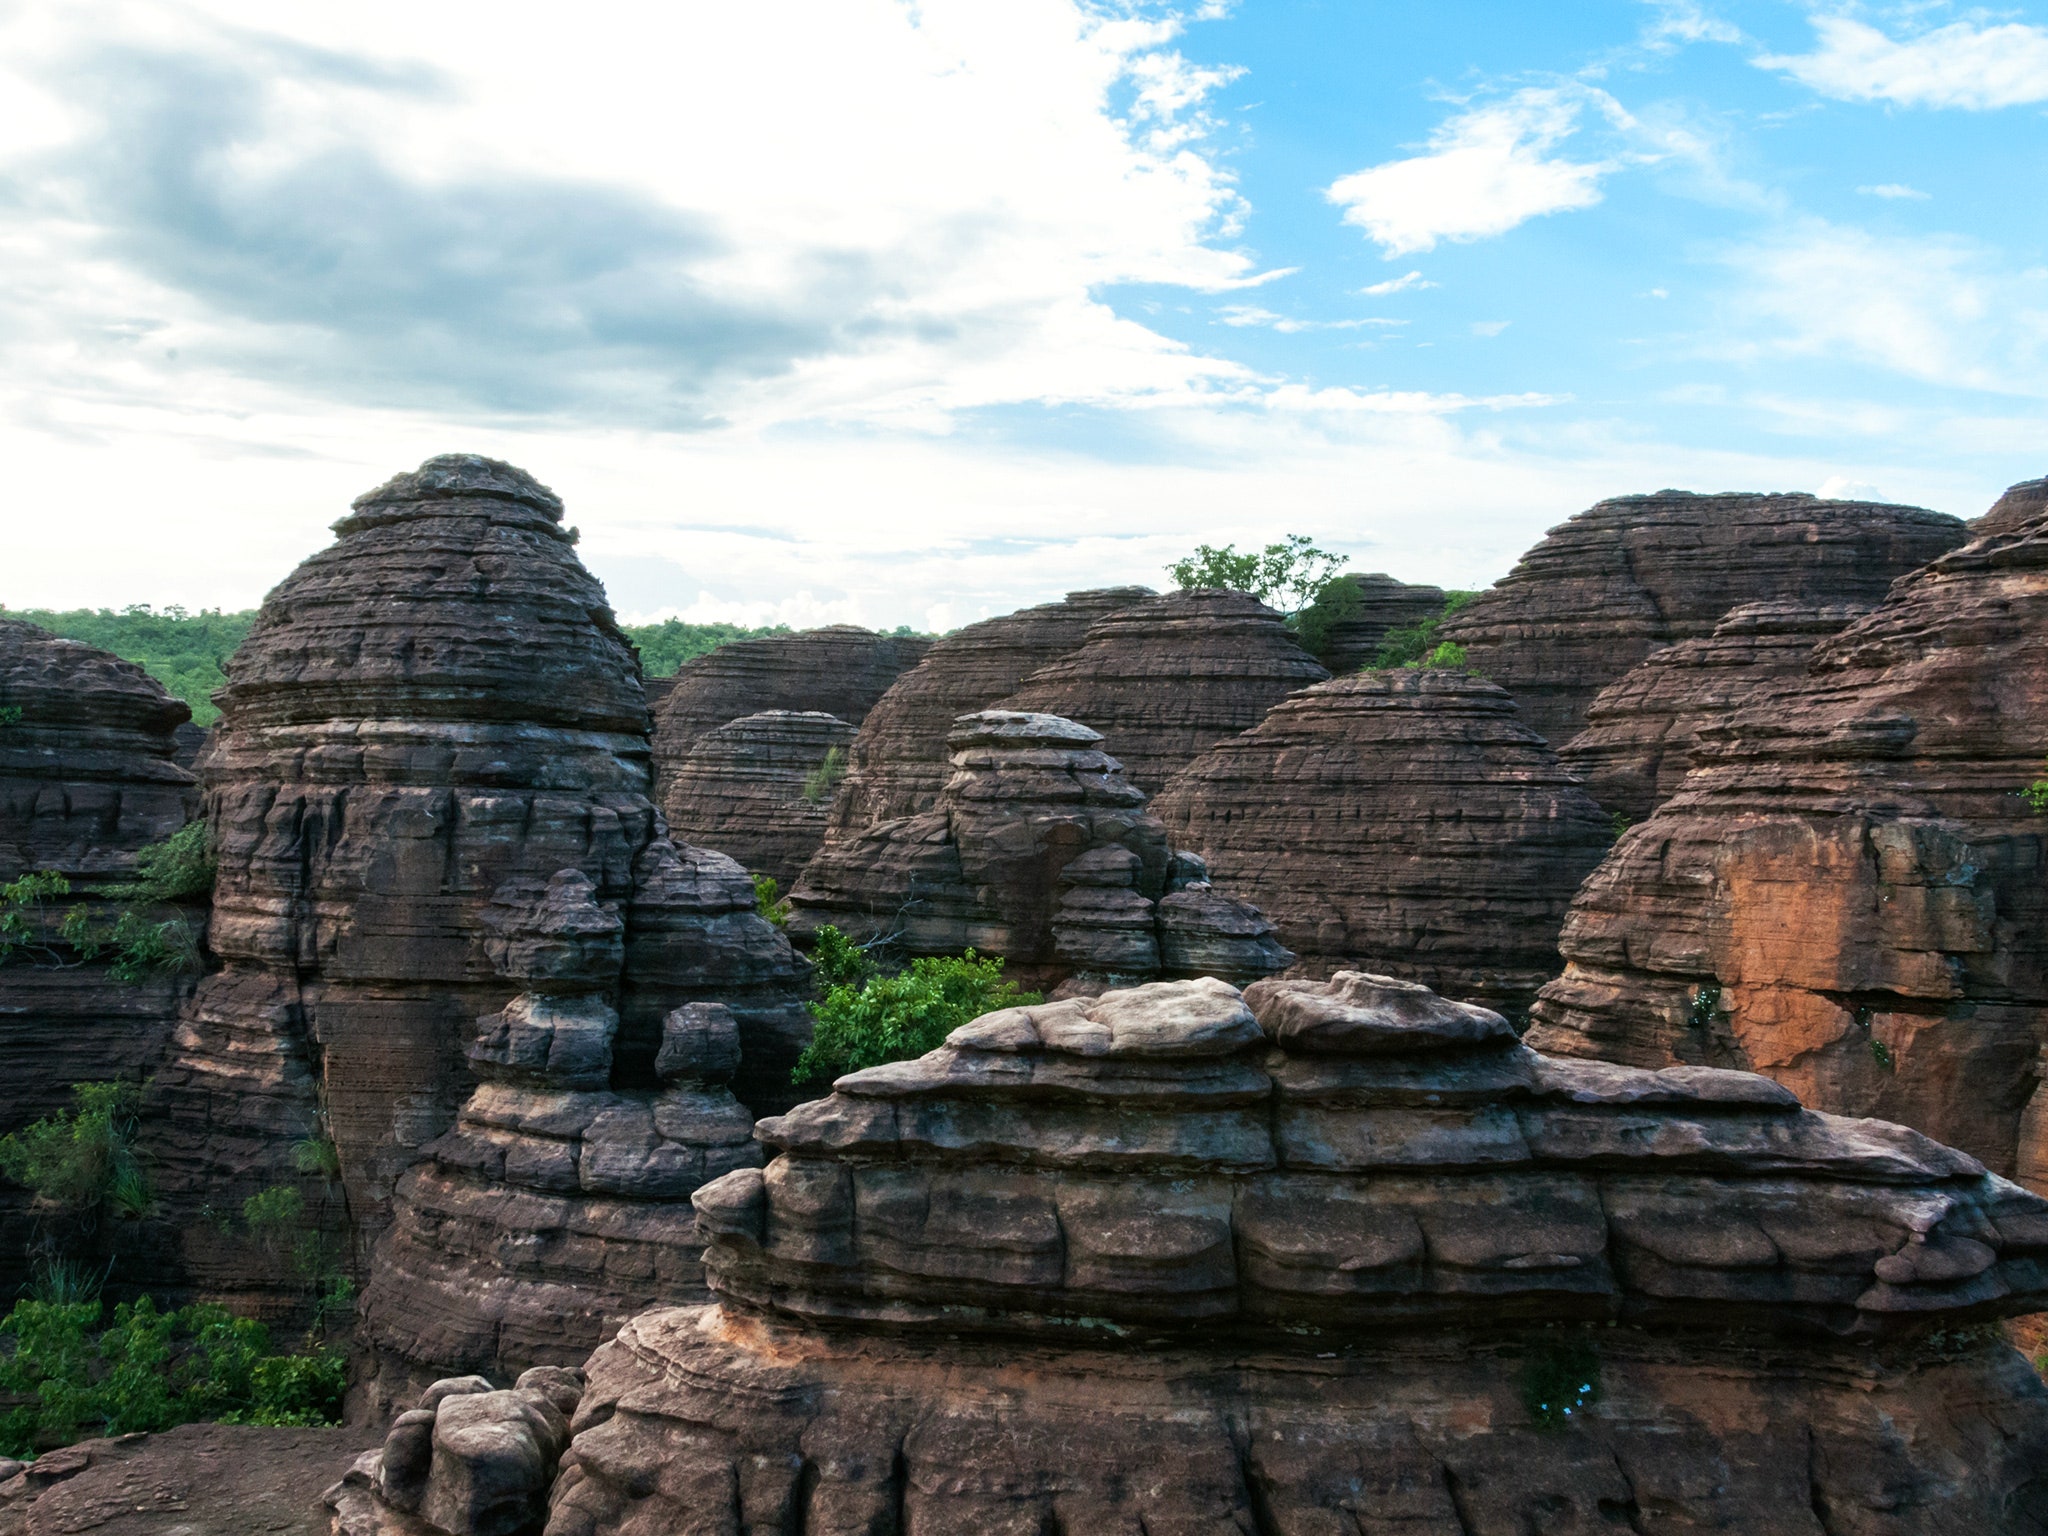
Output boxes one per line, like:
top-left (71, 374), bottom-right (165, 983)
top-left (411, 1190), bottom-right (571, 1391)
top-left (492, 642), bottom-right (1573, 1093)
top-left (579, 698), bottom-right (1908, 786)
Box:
top-left (995, 589), bottom-right (1332, 796)
top-left (650, 626), bottom-right (928, 764)
top-left (144, 455), bottom-right (806, 1313)
top-left (788, 711), bottom-right (1290, 989)
top-left (0, 621), bottom-right (200, 1294)
top-left (1311, 571), bottom-right (1448, 672)
top-left (543, 974), bottom-right (2048, 1534)
top-left (1977, 474), bottom-right (2048, 539)
top-left (1527, 503), bottom-right (2048, 1187)
top-left (827, 586), bottom-right (1152, 833)
top-left (1557, 600), bottom-right (1872, 822)
top-left (1437, 491), bottom-right (1968, 746)
top-left (1153, 670), bottom-right (1612, 1013)
top-left (656, 710), bottom-right (855, 887)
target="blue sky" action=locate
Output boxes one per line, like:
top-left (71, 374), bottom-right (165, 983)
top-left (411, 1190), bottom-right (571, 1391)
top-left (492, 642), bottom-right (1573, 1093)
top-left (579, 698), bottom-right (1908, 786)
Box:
top-left (4, 1), bottom-right (2045, 628)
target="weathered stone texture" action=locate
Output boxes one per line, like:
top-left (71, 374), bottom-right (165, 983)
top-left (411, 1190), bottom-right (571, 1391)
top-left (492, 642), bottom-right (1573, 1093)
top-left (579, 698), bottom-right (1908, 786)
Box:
top-left (1557, 599), bottom-right (1871, 822)
top-left (650, 626), bottom-right (927, 763)
top-left (995, 589), bottom-right (1331, 795)
top-left (1153, 670), bottom-right (1611, 1012)
top-left (1977, 474), bottom-right (2048, 539)
top-left (1527, 503), bottom-right (2048, 1187)
top-left (1438, 491), bottom-right (1968, 745)
top-left (828, 587), bottom-right (1151, 832)
top-left (545, 973), bottom-right (2048, 1534)
top-left (1312, 571), bottom-right (1448, 672)
top-left (656, 710), bottom-right (854, 886)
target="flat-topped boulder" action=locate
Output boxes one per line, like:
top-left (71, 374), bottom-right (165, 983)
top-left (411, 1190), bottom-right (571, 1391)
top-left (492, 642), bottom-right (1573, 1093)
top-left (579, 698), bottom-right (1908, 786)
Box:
top-left (1438, 491), bottom-right (1967, 745)
top-left (650, 625), bottom-right (927, 764)
top-left (656, 710), bottom-right (855, 885)
top-left (995, 588), bottom-right (1331, 795)
top-left (1558, 599), bottom-right (1872, 821)
top-left (542, 973), bottom-right (2048, 1533)
top-left (1527, 498), bottom-right (2048, 1186)
top-left (1153, 669), bottom-right (1612, 1013)
top-left (1310, 571), bottom-right (1448, 671)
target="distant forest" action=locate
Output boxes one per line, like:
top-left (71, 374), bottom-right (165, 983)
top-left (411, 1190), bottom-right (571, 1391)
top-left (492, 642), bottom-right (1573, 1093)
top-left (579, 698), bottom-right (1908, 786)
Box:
top-left (2, 607), bottom-right (827, 725)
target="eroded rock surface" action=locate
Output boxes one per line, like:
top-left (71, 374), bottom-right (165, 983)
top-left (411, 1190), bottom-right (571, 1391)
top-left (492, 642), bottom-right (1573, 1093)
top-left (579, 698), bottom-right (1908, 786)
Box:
top-left (1527, 502), bottom-right (2048, 1187)
top-left (827, 587), bottom-right (1150, 832)
top-left (1154, 670), bottom-right (1611, 1013)
top-left (995, 589), bottom-right (1331, 794)
top-left (545, 973), bottom-right (2048, 1534)
top-left (1977, 473), bottom-right (2048, 539)
top-left (1557, 599), bottom-right (1872, 822)
top-left (649, 626), bottom-right (927, 764)
top-left (1311, 571), bottom-right (1448, 672)
top-left (656, 710), bottom-right (854, 885)
top-left (1438, 491), bottom-right (1967, 745)
top-left (788, 711), bottom-right (1289, 990)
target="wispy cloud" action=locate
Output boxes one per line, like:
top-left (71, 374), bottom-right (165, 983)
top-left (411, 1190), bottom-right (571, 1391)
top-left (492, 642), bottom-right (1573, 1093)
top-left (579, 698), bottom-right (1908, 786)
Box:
top-left (1858, 183), bottom-right (1929, 200)
top-left (1758, 16), bottom-right (2048, 109)
top-left (1357, 270), bottom-right (1437, 296)
top-left (1214, 305), bottom-right (1404, 332)
top-left (1640, 1), bottom-right (1743, 52)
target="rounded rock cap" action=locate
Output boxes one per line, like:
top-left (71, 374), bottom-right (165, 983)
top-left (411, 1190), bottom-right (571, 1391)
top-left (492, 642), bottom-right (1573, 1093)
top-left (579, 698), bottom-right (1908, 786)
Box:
top-left (349, 453), bottom-right (565, 518)
top-left (947, 710), bottom-right (1104, 750)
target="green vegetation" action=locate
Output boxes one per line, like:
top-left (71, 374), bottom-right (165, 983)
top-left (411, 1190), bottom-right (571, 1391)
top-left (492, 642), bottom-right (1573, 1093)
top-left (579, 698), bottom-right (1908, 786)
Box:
top-left (4, 606), bottom-right (256, 727)
top-left (752, 873), bottom-right (790, 927)
top-left (2024, 758), bottom-right (2048, 813)
top-left (1609, 811), bottom-right (1632, 840)
top-left (794, 937), bottom-right (1038, 1084)
top-left (1373, 591), bottom-right (1480, 669)
top-left (1520, 1333), bottom-right (1601, 1430)
top-left (808, 924), bottom-right (880, 991)
top-left (1167, 534), bottom-right (1349, 614)
top-left (800, 746), bottom-right (848, 806)
top-left (0, 1082), bottom-right (149, 1221)
top-left (20, 821), bottom-right (216, 981)
top-left (620, 619), bottom-right (790, 677)
top-left (0, 871), bottom-right (71, 968)
top-left (1687, 983), bottom-right (1723, 1035)
top-left (0, 706), bottom-right (21, 729)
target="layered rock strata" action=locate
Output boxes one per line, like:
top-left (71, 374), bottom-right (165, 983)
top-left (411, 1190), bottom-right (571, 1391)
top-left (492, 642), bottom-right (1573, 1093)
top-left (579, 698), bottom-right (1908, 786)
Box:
top-left (1312, 571), bottom-right (1448, 672)
top-left (656, 710), bottom-right (855, 886)
top-left (1977, 474), bottom-right (2048, 538)
top-left (147, 455), bottom-right (806, 1313)
top-left (1153, 670), bottom-right (1611, 1013)
top-left (361, 870), bottom-right (761, 1407)
top-left (650, 626), bottom-right (927, 764)
top-left (1527, 503), bottom-right (2048, 1186)
top-left (546, 973), bottom-right (2048, 1533)
top-left (827, 586), bottom-right (1151, 831)
top-left (1439, 491), bottom-right (1968, 745)
top-left (788, 711), bottom-right (1289, 990)
top-left (995, 588), bottom-right (1331, 794)
top-left (0, 620), bottom-right (201, 1291)
top-left (1557, 599), bottom-right (1871, 822)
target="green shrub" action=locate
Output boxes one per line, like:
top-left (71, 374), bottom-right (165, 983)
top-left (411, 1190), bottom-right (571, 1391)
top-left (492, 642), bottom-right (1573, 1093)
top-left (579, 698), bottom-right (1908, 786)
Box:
top-left (291, 1136), bottom-right (342, 1180)
top-left (2024, 760), bottom-right (2048, 814)
top-left (1609, 810), bottom-right (1632, 840)
top-left (800, 746), bottom-right (848, 806)
top-left (1687, 984), bottom-right (1723, 1035)
top-left (1419, 640), bottom-right (1468, 669)
top-left (56, 820), bottom-right (212, 979)
top-left (1167, 534), bottom-right (1348, 612)
top-left (808, 924), bottom-right (879, 991)
top-left (0, 871), bottom-right (70, 967)
top-left (794, 951), bottom-right (1039, 1084)
top-left (1521, 1333), bottom-right (1600, 1430)
top-left (1372, 591), bottom-right (1479, 669)
top-left (0, 1082), bottom-right (148, 1218)
top-left (1287, 575), bottom-right (1364, 659)
top-left (113, 820), bottom-right (215, 903)
top-left (752, 873), bottom-right (790, 927)
top-left (0, 706), bottom-right (21, 728)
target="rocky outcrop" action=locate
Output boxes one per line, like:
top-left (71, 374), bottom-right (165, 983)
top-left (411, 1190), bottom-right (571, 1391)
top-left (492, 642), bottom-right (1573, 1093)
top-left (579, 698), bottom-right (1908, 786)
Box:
top-left (145, 455), bottom-right (807, 1315)
top-left (1153, 670), bottom-right (1611, 1013)
top-left (995, 589), bottom-right (1331, 795)
top-left (360, 869), bottom-right (761, 1409)
top-left (650, 626), bottom-right (927, 764)
top-left (788, 711), bottom-right (1289, 990)
top-left (655, 711), bottom-right (854, 886)
top-left (1526, 502), bottom-right (2048, 1187)
top-left (1312, 571), bottom-right (1447, 672)
top-left (1438, 491), bottom-right (1968, 745)
top-left (1557, 599), bottom-right (1871, 822)
top-left (546, 972), bottom-right (2048, 1533)
top-left (0, 620), bottom-right (201, 1291)
top-left (827, 587), bottom-right (1151, 831)
top-left (1977, 474), bottom-right (2048, 538)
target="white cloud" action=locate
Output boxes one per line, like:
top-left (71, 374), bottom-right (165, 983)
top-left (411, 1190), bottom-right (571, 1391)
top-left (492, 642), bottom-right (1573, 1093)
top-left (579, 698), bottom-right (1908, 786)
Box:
top-left (1214, 305), bottom-right (1404, 333)
top-left (1759, 16), bottom-right (2048, 109)
top-left (1857, 183), bottom-right (1929, 200)
top-left (1470, 320), bottom-right (1512, 337)
top-left (1641, 2), bottom-right (1743, 51)
top-left (1325, 87), bottom-right (1629, 257)
top-left (1357, 270), bottom-right (1437, 296)
top-left (1816, 475), bottom-right (1886, 501)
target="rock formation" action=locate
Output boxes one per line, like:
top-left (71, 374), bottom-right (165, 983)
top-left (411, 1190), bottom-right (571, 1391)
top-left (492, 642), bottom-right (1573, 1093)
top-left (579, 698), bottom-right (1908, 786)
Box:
top-left (1526, 502), bottom-right (2048, 1187)
top-left (1310, 571), bottom-right (1447, 672)
top-left (1976, 473), bottom-right (2048, 539)
top-left (1438, 491), bottom-right (1968, 745)
top-left (649, 626), bottom-right (928, 764)
top-left (546, 972), bottom-right (2048, 1533)
top-left (1153, 670), bottom-right (1612, 1013)
top-left (145, 455), bottom-right (806, 1316)
top-left (995, 589), bottom-right (1332, 794)
top-left (1557, 599), bottom-right (1872, 822)
top-left (655, 710), bottom-right (854, 886)
top-left (788, 711), bottom-right (1290, 990)
top-left (0, 620), bottom-right (201, 1291)
top-left (827, 586), bottom-right (1151, 832)
top-left (360, 870), bottom-right (761, 1406)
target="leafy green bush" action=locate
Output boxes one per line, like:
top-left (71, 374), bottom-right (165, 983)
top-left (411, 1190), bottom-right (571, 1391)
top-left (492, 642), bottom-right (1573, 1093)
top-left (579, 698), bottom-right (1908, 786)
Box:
top-left (2024, 759), bottom-right (2048, 814)
top-left (1373, 591), bottom-right (1479, 669)
top-left (752, 874), bottom-right (790, 927)
top-left (53, 820), bottom-right (212, 979)
top-left (620, 619), bottom-right (790, 677)
top-left (808, 924), bottom-right (879, 991)
top-left (291, 1135), bottom-right (342, 1179)
top-left (3, 606), bottom-right (255, 726)
top-left (794, 950), bottom-right (1039, 1084)
top-left (1419, 640), bottom-right (1468, 669)
top-left (0, 1082), bottom-right (149, 1218)
top-left (1167, 534), bottom-right (1347, 612)
top-left (800, 746), bottom-right (848, 805)
top-left (1287, 576), bottom-right (1365, 659)
top-left (113, 820), bottom-right (215, 903)
top-left (0, 871), bottom-right (70, 968)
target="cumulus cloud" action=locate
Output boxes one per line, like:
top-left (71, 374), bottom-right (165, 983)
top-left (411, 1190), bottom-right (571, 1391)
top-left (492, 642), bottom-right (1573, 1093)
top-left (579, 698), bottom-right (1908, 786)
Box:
top-left (1324, 88), bottom-right (1629, 257)
top-left (1758, 16), bottom-right (2048, 109)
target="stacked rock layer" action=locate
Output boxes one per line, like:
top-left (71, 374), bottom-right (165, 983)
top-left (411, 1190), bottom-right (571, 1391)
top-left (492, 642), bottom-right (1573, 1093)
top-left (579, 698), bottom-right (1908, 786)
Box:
top-left (1977, 473), bottom-right (2048, 538)
top-left (360, 870), bottom-right (762, 1406)
top-left (545, 973), bottom-right (2048, 1533)
top-left (1311, 571), bottom-right (1448, 672)
top-left (656, 710), bottom-right (855, 885)
top-left (1153, 670), bottom-right (1612, 1012)
top-left (788, 711), bottom-right (1290, 990)
top-left (650, 625), bottom-right (928, 763)
top-left (1527, 501), bottom-right (2048, 1186)
top-left (147, 455), bottom-right (807, 1313)
top-left (826, 586), bottom-right (1151, 832)
top-left (1557, 599), bottom-right (1872, 822)
top-left (995, 589), bottom-right (1331, 795)
top-left (1438, 491), bottom-right (1968, 745)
